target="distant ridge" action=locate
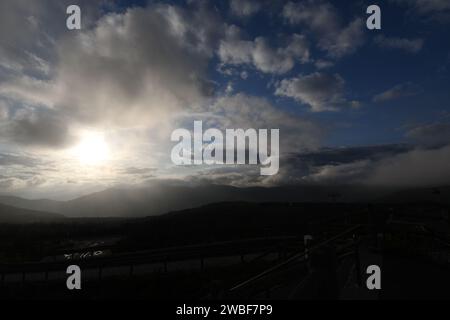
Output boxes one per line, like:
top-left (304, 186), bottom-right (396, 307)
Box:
top-left (2, 184), bottom-right (449, 219)
top-left (0, 203), bottom-right (65, 224)
top-left (0, 184), bottom-right (398, 218)
top-left (376, 186), bottom-right (450, 205)
top-left (0, 195), bottom-right (62, 213)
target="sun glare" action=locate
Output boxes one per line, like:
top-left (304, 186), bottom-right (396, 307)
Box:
top-left (72, 132), bottom-right (110, 165)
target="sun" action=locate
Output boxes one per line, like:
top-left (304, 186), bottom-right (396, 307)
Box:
top-left (72, 131), bottom-right (110, 165)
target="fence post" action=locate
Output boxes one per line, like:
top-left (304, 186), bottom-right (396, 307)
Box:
top-left (353, 234), bottom-right (362, 287)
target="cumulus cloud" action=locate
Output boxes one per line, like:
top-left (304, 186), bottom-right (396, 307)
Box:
top-left (218, 26), bottom-right (310, 74)
top-left (373, 82), bottom-right (421, 103)
top-left (275, 72), bottom-right (354, 112)
top-left (0, 0), bottom-right (110, 80)
top-left (230, 0), bottom-right (261, 17)
top-left (1, 0), bottom-right (447, 199)
top-left (51, 3), bottom-right (221, 128)
top-left (205, 93), bottom-right (323, 152)
top-left (0, 1), bottom-right (230, 196)
top-left (374, 35), bottom-right (424, 53)
top-left (0, 2), bottom-right (223, 138)
top-left (282, 1), bottom-right (365, 58)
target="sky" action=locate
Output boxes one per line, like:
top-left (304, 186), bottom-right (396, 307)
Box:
top-left (0, 0), bottom-right (450, 200)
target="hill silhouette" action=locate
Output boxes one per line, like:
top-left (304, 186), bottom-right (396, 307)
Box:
top-left (0, 184), bottom-right (397, 218)
top-left (1, 184), bottom-right (449, 219)
top-left (0, 203), bottom-right (65, 223)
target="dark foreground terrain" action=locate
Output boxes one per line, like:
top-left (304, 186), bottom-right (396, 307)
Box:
top-left (1, 200), bottom-right (449, 300)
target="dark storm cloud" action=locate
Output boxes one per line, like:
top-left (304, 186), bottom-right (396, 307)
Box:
top-left (406, 122), bottom-right (450, 147)
top-left (184, 142), bottom-right (450, 189)
top-left (292, 144), bottom-right (412, 166)
top-left (1, 109), bottom-right (74, 148)
top-left (278, 143), bottom-right (450, 188)
top-left (272, 144), bottom-right (411, 185)
top-left (184, 144), bottom-right (413, 187)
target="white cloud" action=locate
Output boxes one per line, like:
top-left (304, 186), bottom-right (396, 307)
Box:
top-left (0, 0), bottom-right (110, 80)
top-left (225, 81), bottom-right (234, 94)
top-left (304, 160), bottom-right (371, 184)
top-left (296, 144), bottom-right (450, 188)
top-left (218, 26), bottom-right (310, 74)
top-left (374, 35), bottom-right (424, 53)
top-left (206, 93), bottom-right (323, 152)
top-left (367, 145), bottom-right (450, 187)
top-left (0, 2), bottom-right (226, 144)
top-left (50, 4), bottom-right (221, 128)
top-left (282, 1), bottom-right (365, 58)
top-left (0, 1), bottom-right (230, 197)
top-left (314, 59), bottom-right (334, 69)
top-left (230, 0), bottom-right (261, 17)
top-left (275, 72), bottom-right (349, 112)
top-left (373, 82), bottom-right (420, 102)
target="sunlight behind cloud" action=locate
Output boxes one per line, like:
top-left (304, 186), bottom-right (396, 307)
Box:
top-left (71, 131), bottom-right (110, 166)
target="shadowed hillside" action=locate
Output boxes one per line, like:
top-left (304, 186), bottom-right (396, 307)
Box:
top-left (1, 184), bottom-right (399, 218)
top-left (0, 203), bottom-right (65, 224)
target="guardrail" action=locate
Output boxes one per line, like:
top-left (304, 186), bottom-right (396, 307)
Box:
top-left (228, 225), bottom-right (362, 294)
top-left (0, 235), bottom-right (302, 285)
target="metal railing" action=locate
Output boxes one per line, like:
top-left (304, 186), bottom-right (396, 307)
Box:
top-left (228, 225), bottom-right (362, 293)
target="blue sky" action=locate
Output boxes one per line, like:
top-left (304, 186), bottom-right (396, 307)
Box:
top-left (0, 0), bottom-right (450, 199)
top-left (201, 0), bottom-right (450, 147)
